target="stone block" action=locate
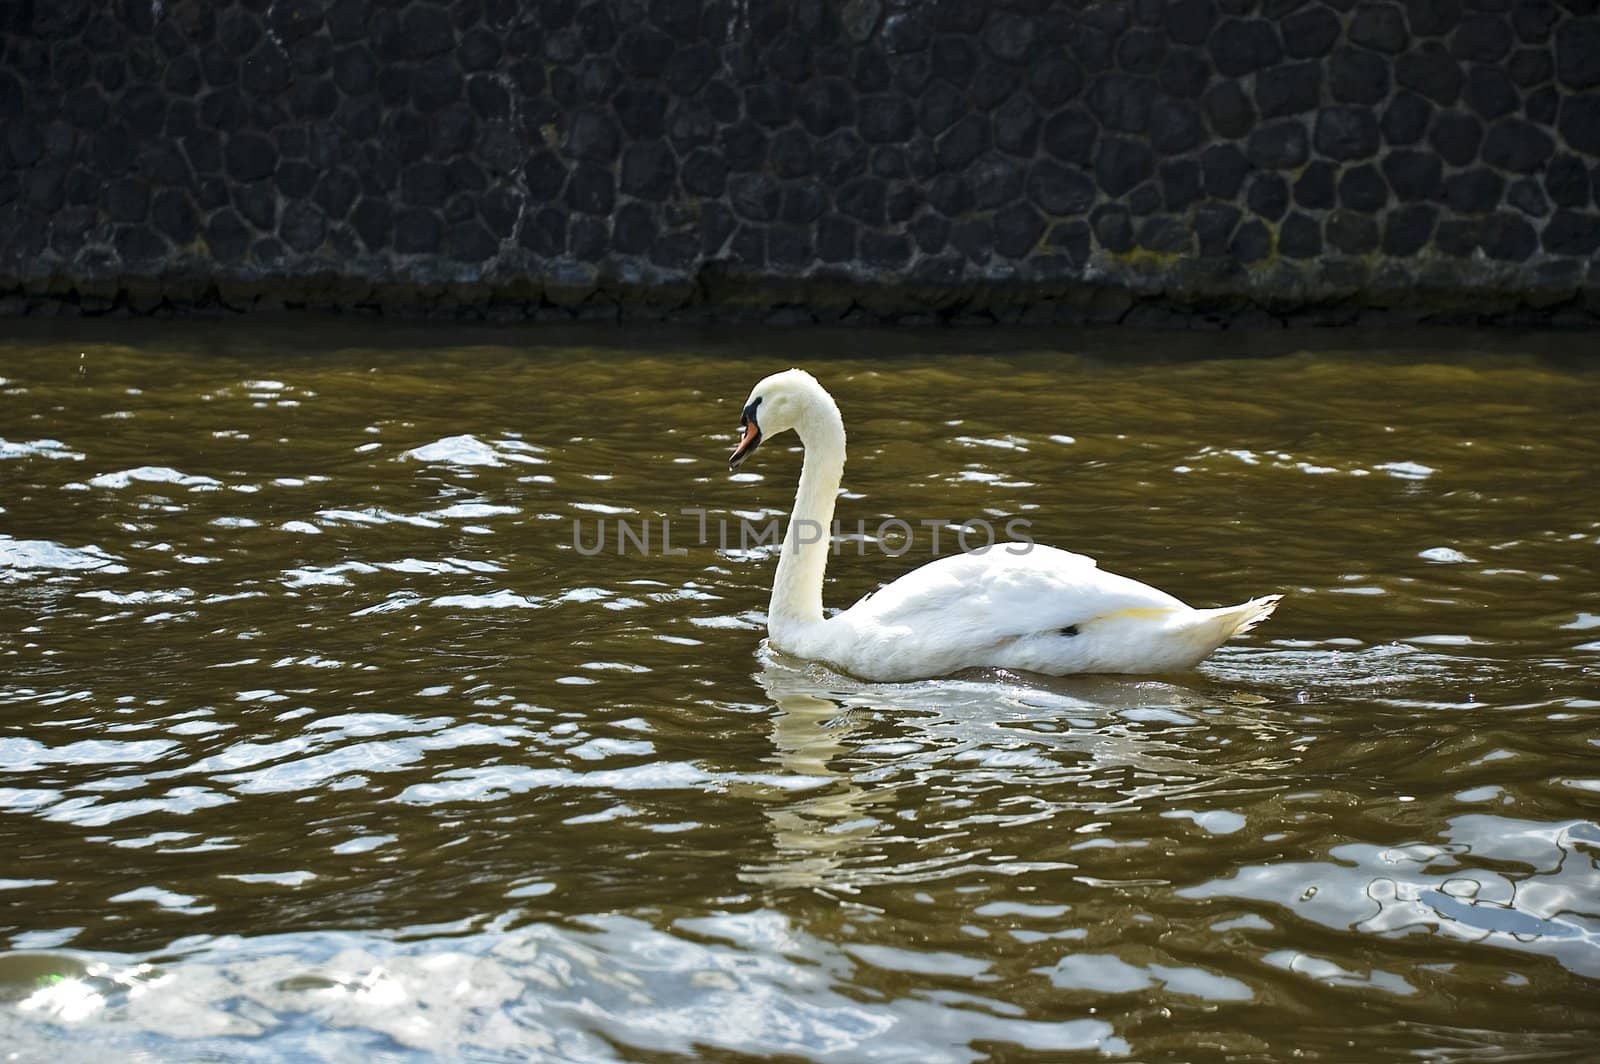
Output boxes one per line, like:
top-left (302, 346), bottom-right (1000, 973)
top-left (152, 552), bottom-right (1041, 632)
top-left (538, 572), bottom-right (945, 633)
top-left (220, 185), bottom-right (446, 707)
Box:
top-left (1325, 209), bottom-right (1380, 254)
top-left (1351, 5), bottom-right (1409, 54)
top-left (1330, 46), bottom-right (1391, 104)
top-left (1279, 211), bottom-right (1322, 258)
top-left (1229, 218), bottom-right (1272, 262)
top-left (1558, 93), bottom-right (1600, 155)
top-left (1314, 107), bottom-right (1381, 160)
top-left (1543, 208), bottom-right (1600, 254)
top-left (620, 141), bottom-right (676, 200)
top-left (1258, 62), bottom-right (1322, 117)
top-left (1283, 6), bottom-right (1340, 58)
top-left (1092, 204), bottom-right (1134, 253)
top-left (1247, 121), bottom-right (1310, 168)
top-left (1383, 149), bottom-right (1444, 200)
top-left (279, 200), bottom-right (326, 253)
top-left (1203, 81), bottom-right (1256, 138)
top-left (1042, 109), bottom-right (1098, 164)
top-left (1430, 112), bottom-right (1484, 166)
top-left (1482, 119), bottom-right (1555, 173)
top-left (1024, 159), bottom-right (1093, 216)
top-left (1382, 203), bottom-right (1437, 255)
top-left (1210, 19), bottom-right (1282, 77)
top-left (1095, 136), bottom-right (1155, 196)
top-left (1246, 173), bottom-right (1289, 219)
top-left (1339, 164), bottom-right (1389, 210)
top-left (1202, 143), bottom-right (1249, 198)
top-left (1090, 74), bottom-right (1152, 133)
top-left (1398, 43), bottom-right (1463, 104)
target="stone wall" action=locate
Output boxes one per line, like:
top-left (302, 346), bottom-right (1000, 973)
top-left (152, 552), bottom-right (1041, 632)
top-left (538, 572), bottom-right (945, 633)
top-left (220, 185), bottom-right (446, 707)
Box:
top-left (3, 0), bottom-right (1600, 325)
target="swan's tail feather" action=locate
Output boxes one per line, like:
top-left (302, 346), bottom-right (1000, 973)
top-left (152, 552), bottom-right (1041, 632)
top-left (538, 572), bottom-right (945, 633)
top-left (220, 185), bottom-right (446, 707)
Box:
top-left (1215, 594), bottom-right (1282, 638)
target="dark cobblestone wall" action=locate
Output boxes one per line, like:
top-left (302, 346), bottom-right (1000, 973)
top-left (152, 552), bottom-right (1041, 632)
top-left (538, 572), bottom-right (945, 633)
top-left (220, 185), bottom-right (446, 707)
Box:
top-left (4, 0), bottom-right (1600, 325)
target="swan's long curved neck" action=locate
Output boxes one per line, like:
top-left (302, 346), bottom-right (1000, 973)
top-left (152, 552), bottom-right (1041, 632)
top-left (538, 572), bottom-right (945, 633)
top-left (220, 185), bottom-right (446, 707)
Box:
top-left (768, 404), bottom-right (845, 643)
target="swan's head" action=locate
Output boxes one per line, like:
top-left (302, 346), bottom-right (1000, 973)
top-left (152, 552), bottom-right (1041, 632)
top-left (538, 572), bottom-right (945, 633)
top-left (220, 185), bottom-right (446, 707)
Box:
top-left (728, 368), bottom-right (834, 471)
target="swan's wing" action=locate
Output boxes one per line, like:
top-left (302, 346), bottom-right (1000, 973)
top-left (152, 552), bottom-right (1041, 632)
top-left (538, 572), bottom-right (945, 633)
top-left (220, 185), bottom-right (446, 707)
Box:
top-left (840, 543), bottom-right (1187, 641)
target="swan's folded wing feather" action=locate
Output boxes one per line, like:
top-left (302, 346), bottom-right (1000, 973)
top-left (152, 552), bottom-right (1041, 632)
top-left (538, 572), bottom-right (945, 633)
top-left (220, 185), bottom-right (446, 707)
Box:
top-left (840, 543), bottom-right (1186, 643)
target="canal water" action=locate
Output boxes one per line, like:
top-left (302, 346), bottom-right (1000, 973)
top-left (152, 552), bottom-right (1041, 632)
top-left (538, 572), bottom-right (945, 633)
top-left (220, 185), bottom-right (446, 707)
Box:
top-left (0, 321), bottom-right (1596, 1060)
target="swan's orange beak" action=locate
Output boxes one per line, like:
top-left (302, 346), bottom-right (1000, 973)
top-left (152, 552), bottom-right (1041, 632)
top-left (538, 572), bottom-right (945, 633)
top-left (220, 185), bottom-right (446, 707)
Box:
top-left (728, 417), bottom-right (761, 471)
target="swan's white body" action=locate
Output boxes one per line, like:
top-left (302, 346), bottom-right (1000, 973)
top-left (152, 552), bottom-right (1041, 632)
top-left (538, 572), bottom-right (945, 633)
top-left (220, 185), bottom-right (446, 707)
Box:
top-left (731, 370), bottom-right (1280, 683)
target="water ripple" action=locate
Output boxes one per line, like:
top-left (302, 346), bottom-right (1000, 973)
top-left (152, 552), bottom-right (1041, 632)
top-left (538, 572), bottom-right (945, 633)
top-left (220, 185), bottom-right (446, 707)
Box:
top-left (0, 914), bottom-right (1128, 1061)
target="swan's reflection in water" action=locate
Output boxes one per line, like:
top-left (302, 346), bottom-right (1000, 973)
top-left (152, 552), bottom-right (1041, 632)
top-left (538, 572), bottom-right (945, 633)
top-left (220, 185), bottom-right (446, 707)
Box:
top-left (743, 648), bottom-right (1300, 894)
top-left (745, 656), bottom-right (878, 891)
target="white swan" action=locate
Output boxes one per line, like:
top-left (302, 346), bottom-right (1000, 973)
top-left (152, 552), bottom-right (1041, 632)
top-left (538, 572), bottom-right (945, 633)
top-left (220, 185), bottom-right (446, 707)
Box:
top-left (727, 369), bottom-right (1281, 682)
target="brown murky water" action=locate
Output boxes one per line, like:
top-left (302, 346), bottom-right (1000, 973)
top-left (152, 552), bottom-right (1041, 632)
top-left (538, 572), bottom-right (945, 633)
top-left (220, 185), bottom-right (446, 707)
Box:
top-left (1, 321), bottom-right (1597, 1061)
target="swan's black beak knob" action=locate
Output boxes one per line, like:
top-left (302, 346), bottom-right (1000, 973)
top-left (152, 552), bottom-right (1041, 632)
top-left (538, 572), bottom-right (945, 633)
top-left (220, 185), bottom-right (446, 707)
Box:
top-left (728, 400), bottom-right (762, 471)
